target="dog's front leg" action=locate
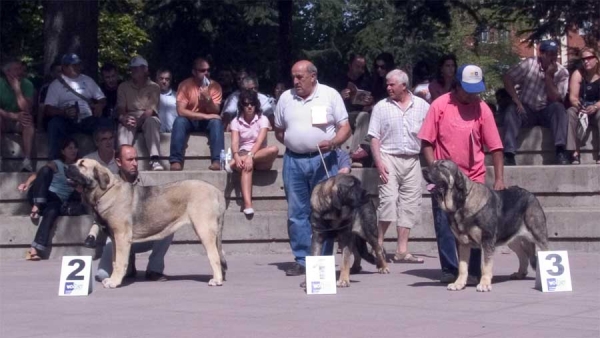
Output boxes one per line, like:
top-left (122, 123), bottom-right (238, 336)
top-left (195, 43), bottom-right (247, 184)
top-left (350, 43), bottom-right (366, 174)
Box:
top-left (477, 245), bottom-right (494, 292)
top-left (448, 244), bottom-right (470, 291)
top-left (337, 233), bottom-right (353, 287)
top-left (103, 230), bottom-right (132, 289)
top-left (310, 230), bottom-right (325, 257)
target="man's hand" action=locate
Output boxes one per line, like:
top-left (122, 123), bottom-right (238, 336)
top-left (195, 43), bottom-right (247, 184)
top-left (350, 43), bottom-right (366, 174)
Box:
top-left (340, 88), bottom-right (351, 100)
top-left (6, 73), bottom-right (21, 92)
top-left (199, 87), bottom-right (212, 102)
top-left (363, 94), bottom-right (373, 106)
top-left (18, 111), bottom-right (32, 127)
top-left (581, 103), bottom-right (599, 115)
top-left (120, 115), bottom-right (137, 128)
top-left (375, 161), bottom-right (389, 184)
top-left (493, 179), bottom-right (505, 191)
top-left (91, 102), bottom-right (103, 117)
top-left (515, 101), bottom-right (526, 115)
top-left (17, 183), bottom-right (29, 193)
top-left (317, 140), bottom-right (334, 152)
top-left (545, 62), bottom-right (557, 77)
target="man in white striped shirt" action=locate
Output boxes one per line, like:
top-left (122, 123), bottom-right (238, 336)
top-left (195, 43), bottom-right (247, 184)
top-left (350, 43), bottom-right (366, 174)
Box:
top-left (368, 69), bottom-right (429, 263)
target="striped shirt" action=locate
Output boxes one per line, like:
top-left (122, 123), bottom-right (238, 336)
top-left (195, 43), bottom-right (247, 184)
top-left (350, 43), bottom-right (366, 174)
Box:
top-left (506, 57), bottom-right (569, 112)
top-left (368, 93), bottom-right (429, 156)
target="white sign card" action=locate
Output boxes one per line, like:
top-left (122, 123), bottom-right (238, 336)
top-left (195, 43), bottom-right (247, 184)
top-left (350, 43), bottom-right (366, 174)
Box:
top-left (535, 251), bottom-right (572, 292)
top-left (58, 256), bottom-right (93, 296)
top-left (311, 106), bottom-right (328, 125)
top-left (305, 255), bottom-right (337, 295)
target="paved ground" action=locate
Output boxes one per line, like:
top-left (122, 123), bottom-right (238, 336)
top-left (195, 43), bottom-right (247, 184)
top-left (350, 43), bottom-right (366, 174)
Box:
top-left (1, 251), bottom-right (598, 338)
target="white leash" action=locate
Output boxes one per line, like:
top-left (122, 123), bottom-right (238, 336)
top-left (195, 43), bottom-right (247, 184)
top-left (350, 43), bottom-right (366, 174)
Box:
top-left (316, 144), bottom-right (331, 179)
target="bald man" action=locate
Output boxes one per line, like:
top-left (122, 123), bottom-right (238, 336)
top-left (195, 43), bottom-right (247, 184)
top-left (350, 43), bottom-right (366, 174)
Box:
top-left (273, 60), bottom-right (351, 276)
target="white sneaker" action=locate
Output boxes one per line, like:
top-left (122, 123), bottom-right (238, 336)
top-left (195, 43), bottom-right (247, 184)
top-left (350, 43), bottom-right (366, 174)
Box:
top-left (243, 208), bottom-right (254, 215)
top-left (21, 158), bottom-right (33, 172)
top-left (150, 161), bottom-right (164, 171)
top-left (225, 161), bottom-right (233, 173)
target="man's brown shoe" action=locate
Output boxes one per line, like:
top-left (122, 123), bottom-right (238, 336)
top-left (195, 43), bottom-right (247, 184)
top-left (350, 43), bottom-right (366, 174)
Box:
top-left (208, 161), bottom-right (221, 171)
top-left (170, 162), bottom-right (183, 171)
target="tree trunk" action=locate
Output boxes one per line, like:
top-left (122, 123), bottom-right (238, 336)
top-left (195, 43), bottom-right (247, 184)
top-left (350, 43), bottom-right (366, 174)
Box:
top-left (43, 0), bottom-right (99, 80)
top-left (277, 0), bottom-right (293, 84)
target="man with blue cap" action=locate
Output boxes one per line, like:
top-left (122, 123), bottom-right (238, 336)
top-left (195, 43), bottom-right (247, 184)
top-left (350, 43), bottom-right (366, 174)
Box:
top-left (418, 64), bottom-right (505, 289)
top-left (502, 40), bottom-right (570, 165)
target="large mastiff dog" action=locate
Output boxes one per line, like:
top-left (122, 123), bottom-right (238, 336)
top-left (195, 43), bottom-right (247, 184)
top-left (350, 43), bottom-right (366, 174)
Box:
top-left (310, 174), bottom-right (389, 287)
top-left (66, 159), bottom-right (227, 288)
top-left (422, 160), bottom-right (548, 292)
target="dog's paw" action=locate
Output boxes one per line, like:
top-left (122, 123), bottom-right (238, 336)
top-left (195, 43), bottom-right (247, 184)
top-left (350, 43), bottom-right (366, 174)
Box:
top-left (336, 279), bottom-right (351, 288)
top-left (378, 266), bottom-right (390, 274)
top-left (510, 272), bottom-right (527, 280)
top-left (102, 278), bottom-right (120, 289)
top-left (208, 278), bottom-right (223, 286)
top-left (447, 282), bottom-right (466, 291)
top-left (476, 282), bottom-right (493, 292)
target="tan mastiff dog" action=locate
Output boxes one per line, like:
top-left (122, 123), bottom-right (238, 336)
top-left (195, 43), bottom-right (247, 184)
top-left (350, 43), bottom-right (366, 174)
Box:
top-left (66, 159), bottom-right (227, 288)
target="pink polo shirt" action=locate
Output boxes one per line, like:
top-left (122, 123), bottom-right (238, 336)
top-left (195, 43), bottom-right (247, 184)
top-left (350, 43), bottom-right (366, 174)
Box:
top-left (230, 114), bottom-right (270, 151)
top-left (418, 92), bottom-right (503, 183)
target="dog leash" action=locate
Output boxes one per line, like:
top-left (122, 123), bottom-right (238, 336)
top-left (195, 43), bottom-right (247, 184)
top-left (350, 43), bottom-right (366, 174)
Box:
top-left (316, 144), bottom-right (331, 179)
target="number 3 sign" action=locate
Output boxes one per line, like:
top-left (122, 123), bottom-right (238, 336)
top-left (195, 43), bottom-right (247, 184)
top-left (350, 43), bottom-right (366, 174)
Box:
top-left (535, 251), bottom-right (573, 292)
top-left (58, 256), bottom-right (93, 296)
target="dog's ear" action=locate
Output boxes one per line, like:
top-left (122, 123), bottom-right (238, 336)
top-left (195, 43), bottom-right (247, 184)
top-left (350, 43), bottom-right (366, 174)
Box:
top-left (93, 166), bottom-right (110, 190)
top-left (453, 172), bottom-right (467, 207)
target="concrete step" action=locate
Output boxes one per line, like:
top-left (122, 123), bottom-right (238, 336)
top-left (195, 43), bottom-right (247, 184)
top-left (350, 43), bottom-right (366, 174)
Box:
top-left (1, 207), bottom-right (598, 258)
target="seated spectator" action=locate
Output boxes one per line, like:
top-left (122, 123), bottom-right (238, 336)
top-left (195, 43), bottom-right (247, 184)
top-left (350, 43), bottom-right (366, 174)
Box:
top-left (37, 60), bottom-right (62, 131)
top-left (222, 76), bottom-right (274, 128)
top-left (217, 69), bottom-right (235, 102)
top-left (0, 56), bottom-right (35, 171)
top-left (494, 88), bottom-right (512, 127)
top-left (429, 54), bottom-right (457, 102)
top-left (116, 55), bottom-right (163, 171)
top-left (225, 89), bottom-right (279, 215)
top-left (169, 57), bottom-right (223, 171)
top-left (96, 145), bottom-right (173, 282)
top-left (412, 60), bottom-right (432, 103)
top-left (372, 53), bottom-right (396, 102)
top-left (335, 54), bottom-right (374, 168)
top-left (17, 138), bottom-right (81, 260)
top-left (156, 68), bottom-right (177, 132)
top-left (502, 40), bottom-right (570, 165)
top-left (567, 47), bottom-right (600, 164)
top-left (99, 63), bottom-right (120, 121)
top-left (273, 81), bottom-right (286, 105)
top-left (44, 53), bottom-right (109, 160)
top-left (82, 126), bottom-right (117, 248)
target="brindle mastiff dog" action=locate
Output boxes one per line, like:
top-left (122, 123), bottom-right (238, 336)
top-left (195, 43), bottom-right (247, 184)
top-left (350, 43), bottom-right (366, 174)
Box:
top-left (422, 160), bottom-right (548, 292)
top-left (66, 159), bottom-right (227, 289)
top-left (310, 174), bottom-right (390, 287)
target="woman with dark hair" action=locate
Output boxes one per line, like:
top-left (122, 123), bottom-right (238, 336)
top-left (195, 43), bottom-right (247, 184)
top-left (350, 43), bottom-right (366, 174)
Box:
top-left (566, 47), bottom-right (600, 164)
top-left (429, 54), bottom-right (457, 102)
top-left (18, 137), bottom-right (80, 260)
top-left (226, 89), bottom-right (279, 215)
top-left (371, 52), bottom-right (396, 102)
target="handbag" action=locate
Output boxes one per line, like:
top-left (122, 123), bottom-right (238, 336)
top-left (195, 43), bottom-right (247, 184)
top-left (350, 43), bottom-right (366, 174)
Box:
top-left (576, 112), bottom-right (588, 140)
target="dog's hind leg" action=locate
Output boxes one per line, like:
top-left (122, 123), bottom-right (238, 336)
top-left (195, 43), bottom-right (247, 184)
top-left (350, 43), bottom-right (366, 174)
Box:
top-left (103, 230), bottom-right (132, 289)
top-left (477, 244), bottom-right (495, 292)
top-left (448, 244), bottom-right (470, 291)
top-left (508, 238), bottom-right (529, 280)
top-left (192, 220), bottom-right (224, 286)
top-left (337, 233), bottom-right (353, 287)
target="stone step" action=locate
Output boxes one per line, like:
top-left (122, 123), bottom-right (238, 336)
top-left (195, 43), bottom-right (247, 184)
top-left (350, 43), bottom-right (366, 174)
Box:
top-left (1, 207), bottom-right (598, 252)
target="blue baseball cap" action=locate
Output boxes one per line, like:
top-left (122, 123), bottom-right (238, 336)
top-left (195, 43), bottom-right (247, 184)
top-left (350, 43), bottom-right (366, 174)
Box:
top-left (61, 53), bottom-right (82, 65)
top-left (455, 64), bottom-right (486, 94)
top-left (539, 40), bottom-right (558, 52)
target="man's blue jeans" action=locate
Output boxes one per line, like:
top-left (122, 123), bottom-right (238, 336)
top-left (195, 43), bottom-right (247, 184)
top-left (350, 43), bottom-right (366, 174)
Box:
top-left (432, 198), bottom-right (481, 277)
top-left (169, 116), bottom-right (224, 164)
top-left (283, 149), bottom-right (339, 266)
top-left (48, 116), bottom-right (112, 159)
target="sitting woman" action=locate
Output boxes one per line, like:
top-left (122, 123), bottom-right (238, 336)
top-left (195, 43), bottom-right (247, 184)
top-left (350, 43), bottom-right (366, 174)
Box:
top-left (429, 54), bottom-right (457, 102)
top-left (227, 89), bottom-right (279, 215)
top-left (18, 137), bottom-right (80, 260)
top-left (567, 47), bottom-right (600, 164)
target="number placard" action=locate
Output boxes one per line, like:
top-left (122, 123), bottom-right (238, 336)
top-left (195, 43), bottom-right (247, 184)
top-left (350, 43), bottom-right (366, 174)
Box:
top-left (535, 251), bottom-right (572, 292)
top-left (58, 256), bottom-right (93, 296)
top-left (305, 256), bottom-right (337, 295)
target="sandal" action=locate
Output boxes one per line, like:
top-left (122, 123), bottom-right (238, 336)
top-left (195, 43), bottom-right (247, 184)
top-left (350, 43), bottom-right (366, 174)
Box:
top-left (25, 249), bottom-right (41, 261)
top-left (391, 252), bottom-right (424, 264)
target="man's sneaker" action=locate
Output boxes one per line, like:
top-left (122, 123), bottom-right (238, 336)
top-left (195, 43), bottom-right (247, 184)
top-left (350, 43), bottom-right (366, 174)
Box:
top-left (556, 151), bottom-right (570, 165)
top-left (440, 272), bottom-right (456, 283)
top-left (21, 158), bottom-right (33, 172)
top-left (150, 160), bottom-right (164, 171)
top-left (145, 271), bottom-right (168, 282)
top-left (83, 235), bottom-right (96, 248)
top-left (285, 263), bottom-right (306, 276)
top-left (504, 153), bottom-right (516, 166)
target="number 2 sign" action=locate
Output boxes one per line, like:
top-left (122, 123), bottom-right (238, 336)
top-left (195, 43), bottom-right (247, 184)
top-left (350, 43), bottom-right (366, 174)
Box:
top-left (58, 256), bottom-right (93, 296)
top-left (535, 251), bottom-right (573, 292)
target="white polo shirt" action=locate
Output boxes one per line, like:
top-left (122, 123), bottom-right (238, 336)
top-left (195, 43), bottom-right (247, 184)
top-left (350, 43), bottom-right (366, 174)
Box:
top-left (45, 74), bottom-right (105, 121)
top-left (84, 151), bottom-right (118, 174)
top-left (158, 89), bottom-right (177, 132)
top-left (274, 83), bottom-right (348, 154)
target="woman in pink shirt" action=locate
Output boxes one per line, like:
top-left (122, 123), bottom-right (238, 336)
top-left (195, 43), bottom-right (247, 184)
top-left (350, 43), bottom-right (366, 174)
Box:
top-left (227, 90), bottom-right (279, 215)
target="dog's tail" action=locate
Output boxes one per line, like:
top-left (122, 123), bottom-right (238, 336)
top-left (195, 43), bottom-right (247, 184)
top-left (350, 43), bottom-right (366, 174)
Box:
top-left (354, 236), bottom-right (377, 265)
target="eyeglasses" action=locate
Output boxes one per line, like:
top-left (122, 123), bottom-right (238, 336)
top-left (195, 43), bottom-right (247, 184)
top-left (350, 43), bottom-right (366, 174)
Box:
top-left (582, 56), bottom-right (597, 62)
top-left (195, 68), bottom-right (210, 73)
top-left (242, 102), bottom-right (255, 107)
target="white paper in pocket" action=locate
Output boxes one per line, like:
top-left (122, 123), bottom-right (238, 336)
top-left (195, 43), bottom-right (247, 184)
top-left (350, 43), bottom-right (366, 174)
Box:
top-left (311, 106), bottom-right (328, 125)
